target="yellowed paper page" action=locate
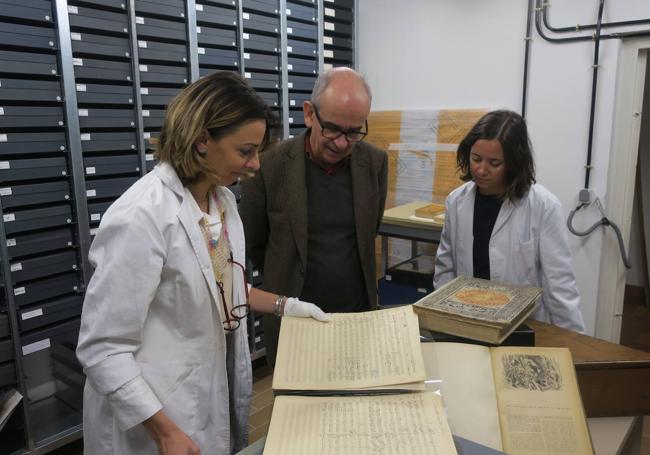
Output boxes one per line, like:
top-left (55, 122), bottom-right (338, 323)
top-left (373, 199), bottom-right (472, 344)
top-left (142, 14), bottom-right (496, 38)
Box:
top-left (431, 342), bottom-right (503, 451)
top-left (264, 393), bottom-right (458, 455)
top-left (273, 306), bottom-right (426, 390)
top-left (490, 347), bottom-right (593, 455)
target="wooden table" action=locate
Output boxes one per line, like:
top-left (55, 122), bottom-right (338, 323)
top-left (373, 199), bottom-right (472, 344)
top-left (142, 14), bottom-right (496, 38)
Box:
top-left (530, 319), bottom-right (650, 417)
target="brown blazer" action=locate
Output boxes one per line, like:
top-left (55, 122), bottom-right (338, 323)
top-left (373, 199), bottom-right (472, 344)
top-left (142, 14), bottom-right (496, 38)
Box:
top-left (239, 131), bottom-right (388, 364)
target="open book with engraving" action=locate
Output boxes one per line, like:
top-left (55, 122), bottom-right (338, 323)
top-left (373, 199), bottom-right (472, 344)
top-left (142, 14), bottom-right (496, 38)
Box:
top-left (264, 306), bottom-right (459, 455)
top-left (424, 342), bottom-right (593, 455)
top-left (413, 276), bottom-right (541, 344)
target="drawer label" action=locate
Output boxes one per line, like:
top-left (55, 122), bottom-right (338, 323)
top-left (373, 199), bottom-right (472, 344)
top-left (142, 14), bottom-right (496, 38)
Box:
top-left (78, 109), bottom-right (88, 117)
top-left (73, 58), bottom-right (83, 66)
top-left (14, 286), bottom-right (25, 295)
top-left (81, 133), bottom-right (91, 141)
top-left (136, 16), bottom-right (144, 24)
top-left (10, 262), bottom-right (21, 272)
top-left (3, 213), bottom-right (15, 222)
top-left (324, 36), bottom-right (333, 45)
top-left (6, 239), bottom-right (16, 247)
top-left (68, 5), bottom-right (78, 14)
top-left (86, 189), bottom-right (97, 197)
top-left (138, 40), bottom-right (147, 48)
top-left (0, 161), bottom-right (9, 169)
top-left (22, 308), bottom-right (43, 320)
top-left (71, 32), bottom-right (81, 41)
top-left (0, 134), bottom-right (6, 142)
top-left (91, 213), bottom-right (101, 221)
top-left (85, 167), bottom-right (96, 175)
top-left (325, 22), bottom-right (335, 31)
top-left (139, 64), bottom-right (148, 72)
top-left (76, 83), bottom-right (86, 92)
top-left (22, 338), bottom-right (51, 356)
top-left (325, 8), bottom-right (335, 17)
top-left (0, 187), bottom-right (12, 196)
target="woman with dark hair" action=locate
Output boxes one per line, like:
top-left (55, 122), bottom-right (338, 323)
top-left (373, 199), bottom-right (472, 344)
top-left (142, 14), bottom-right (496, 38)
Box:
top-left (434, 110), bottom-right (585, 332)
top-left (77, 72), bottom-right (328, 455)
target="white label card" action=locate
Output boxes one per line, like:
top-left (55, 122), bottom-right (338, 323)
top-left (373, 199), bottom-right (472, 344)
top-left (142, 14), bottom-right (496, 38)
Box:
top-left (287, 27), bottom-right (293, 34)
top-left (70, 32), bottom-right (81, 41)
top-left (13, 286), bottom-right (25, 295)
top-left (325, 22), bottom-right (335, 31)
top-left (0, 107), bottom-right (4, 115)
top-left (85, 167), bottom-right (96, 175)
top-left (324, 36), bottom-right (333, 45)
top-left (139, 64), bottom-right (148, 72)
top-left (91, 213), bottom-right (101, 221)
top-left (324, 50), bottom-right (333, 58)
top-left (6, 239), bottom-right (16, 247)
top-left (3, 214), bottom-right (15, 222)
top-left (142, 110), bottom-right (150, 117)
top-left (196, 4), bottom-right (203, 11)
top-left (81, 133), bottom-right (91, 141)
top-left (21, 309), bottom-right (43, 320)
top-left (198, 48), bottom-right (205, 54)
top-left (73, 58), bottom-right (83, 66)
top-left (68, 5), bottom-right (78, 14)
top-left (0, 162), bottom-right (9, 169)
top-left (243, 33), bottom-right (249, 39)
top-left (10, 263), bottom-right (22, 272)
top-left (0, 187), bottom-right (12, 196)
top-left (22, 338), bottom-right (51, 356)
top-left (325, 7), bottom-right (335, 16)
top-left (76, 83), bottom-right (86, 92)
top-left (78, 109), bottom-right (88, 116)
top-left (138, 40), bottom-right (147, 48)
top-left (86, 189), bottom-right (97, 197)
top-left (145, 154), bottom-right (154, 161)
top-left (244, 72), bottom-right (251, 78)
top-left (136, 16), bottom-right (144, 24)
top-left (140, 88), bottom-right (149, 95)
top-left (243, 12), bottom-right (249, 19)
top-left (0, 134), bottom-right (6, 142)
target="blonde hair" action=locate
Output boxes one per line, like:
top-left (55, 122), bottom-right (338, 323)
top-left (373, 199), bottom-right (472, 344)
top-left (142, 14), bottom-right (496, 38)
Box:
top-left (155, 71), bottom-right (278, 184)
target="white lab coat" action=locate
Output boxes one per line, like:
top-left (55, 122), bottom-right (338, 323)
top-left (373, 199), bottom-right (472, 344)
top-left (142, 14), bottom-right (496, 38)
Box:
top-left (434, 181), bottom-right (585, 332)
top-left (77, 163), bottom-right (252, 454)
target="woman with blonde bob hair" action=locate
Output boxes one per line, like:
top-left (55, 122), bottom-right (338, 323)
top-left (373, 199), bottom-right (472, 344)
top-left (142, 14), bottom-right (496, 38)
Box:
top-left (77, 71), bottom-right (328, 455)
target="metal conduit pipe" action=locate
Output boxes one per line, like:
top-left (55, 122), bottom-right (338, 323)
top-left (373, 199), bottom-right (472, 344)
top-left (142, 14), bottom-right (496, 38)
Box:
top-left (526, 0), bottom-right (636, 268)
top-left (542, 4), bottom-right (650, 34)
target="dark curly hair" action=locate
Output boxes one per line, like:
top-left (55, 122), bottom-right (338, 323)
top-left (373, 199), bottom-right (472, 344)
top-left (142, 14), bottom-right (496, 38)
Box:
top-left (457, 110), bottom-right (536, 201)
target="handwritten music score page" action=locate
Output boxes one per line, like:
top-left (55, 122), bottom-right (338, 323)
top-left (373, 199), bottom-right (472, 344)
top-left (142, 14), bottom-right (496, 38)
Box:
top-left (273, 305), bottom-right (426, 391)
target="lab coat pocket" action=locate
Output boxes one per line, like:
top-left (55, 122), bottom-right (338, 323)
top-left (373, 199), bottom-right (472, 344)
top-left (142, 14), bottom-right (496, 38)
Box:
top-left (139, 361), bottom-right (200, 434)
top-left (512, 238), bottom-right (538, 284)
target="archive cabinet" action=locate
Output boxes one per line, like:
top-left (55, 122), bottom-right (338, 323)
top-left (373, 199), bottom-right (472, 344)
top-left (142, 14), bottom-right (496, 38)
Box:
top-left (0, 0), bottom-right (357, 452)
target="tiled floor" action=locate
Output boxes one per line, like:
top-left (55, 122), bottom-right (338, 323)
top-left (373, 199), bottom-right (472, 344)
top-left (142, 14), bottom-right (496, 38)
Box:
top-left (248, 359), bottom-right (274, 443)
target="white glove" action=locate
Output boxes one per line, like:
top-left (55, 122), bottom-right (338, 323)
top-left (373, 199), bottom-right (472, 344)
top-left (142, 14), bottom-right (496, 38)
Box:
top-left (284, 297), bottom-right (330, 322)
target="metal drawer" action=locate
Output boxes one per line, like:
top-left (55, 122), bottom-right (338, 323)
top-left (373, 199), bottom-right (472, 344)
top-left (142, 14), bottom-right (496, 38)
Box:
top-left (0, 105), bottom-right (64, 129)
top-left (0, 0), bottom-right (52, 23)
top-left (136, 16), bottom-right (186, 42)
top-left (198, 47), bottom-right (239, 68)
top-left (288, 56), bottom-right (317, 75)
top-left (67, 5), bottom-right (128, 34)
top-left (256, 90), bottom-right (280, 108)
top-left (0, 157), bottom-right (68, 183)
top-left (0, 132), bottom-right (67, 155)
top-left (85, 176), bottom-right (138, 200)
top-left (18, 295), bottom-right (84, 333)
top-left (242, 32), bottom-right (278, 54)
top-left (287, 75), bottom-right (316, 92)
top-left (287, 38), bottom-right (317, 58)
top-left (196, 3), bottom-right (237, 27)
top-left (88, 200), bottom-right (113, 225)
top-left (3, 204), bottom-right (73, 236)
top-left (323, 4), bottom-right (353, 23)
top-left (0, 50), bottom-right (57, 77)
top-left (84, 154), bottom-right (141, 176)
top-left (243, 71), bottom-right (280, 90)
top-left (142, 108), bottom-right (165, 129)
top-left (243, 52), bottom-right (278, 72)
top-left (0, 22), bottom-right (56, 51)
top-left (323, 34), bottom-right (352, 49)
top-left (76, 83), bottom-right (134, 105)
top-left (0, 180), bottom-right (71, 209)
top-left (78, 108), bottom-right (136, 129)
top-left (71, 31), bottom-right (130, 59)
top-left (10, 250), bottom-right (78, 284)
top-left (138, 40), bottom-right (188, 64)
top-left (135, 0), bottom-right (185, 19)
top-left (140, 86), bottom-right (181, 107)
top-left (197, 25), bottom-right (237, 48)
top-left (139, 63), bottom-right (188, 85)
top-left (286, 2), bottom-right (316, 22)
top-left (242, 0), bottom-right (278, 16)
top-left (6, 227), bottom-right (75, 259)
top-left (242, 13), bottom-right (279, 35)
top-left (0, 78), bottom-right (61, 103)
top-left (80, 132), bottom-right (138, 153)
top-left (287, 20), bottom-right (317, 41)
top-left (73, 57), bottom-right (133, 82)
top-left (21, 317), bottom-right (81, 350)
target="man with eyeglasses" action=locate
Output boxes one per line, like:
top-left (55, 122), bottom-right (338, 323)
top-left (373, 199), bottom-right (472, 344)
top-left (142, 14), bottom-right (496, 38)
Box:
top-left (240, 67), bottom-right (388, 366)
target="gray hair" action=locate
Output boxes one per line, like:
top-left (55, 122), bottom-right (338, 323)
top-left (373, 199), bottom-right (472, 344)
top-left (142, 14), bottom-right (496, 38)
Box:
top-left (310, 67), bottom-right (372, 107)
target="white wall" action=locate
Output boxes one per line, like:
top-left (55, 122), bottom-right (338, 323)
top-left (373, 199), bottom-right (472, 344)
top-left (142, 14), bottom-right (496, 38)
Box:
top-left (358, 0), bottom-right (650, 335)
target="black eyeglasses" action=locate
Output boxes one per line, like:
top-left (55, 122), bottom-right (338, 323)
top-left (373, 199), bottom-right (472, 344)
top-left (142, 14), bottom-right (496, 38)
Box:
top-left (216, 258), bottom-right (250, 332)
top-left (312, 105), bottom-right (368, 142)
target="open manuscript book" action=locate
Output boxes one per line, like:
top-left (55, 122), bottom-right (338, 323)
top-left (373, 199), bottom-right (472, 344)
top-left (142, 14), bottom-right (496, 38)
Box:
top-left (424, 342), bottom-right (593, 455)
top-left (264, 306), bottom-right (458, 455)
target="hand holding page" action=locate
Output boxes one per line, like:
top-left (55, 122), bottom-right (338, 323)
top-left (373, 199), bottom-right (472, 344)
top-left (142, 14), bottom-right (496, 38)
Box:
top-left (273, 305), bottom-right (426, 391)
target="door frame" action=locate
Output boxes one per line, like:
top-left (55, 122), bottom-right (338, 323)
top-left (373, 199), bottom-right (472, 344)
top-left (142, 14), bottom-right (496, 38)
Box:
top-left (596, 38), bottom-right (650, 341)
